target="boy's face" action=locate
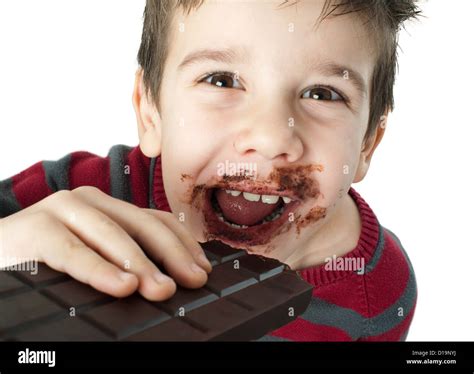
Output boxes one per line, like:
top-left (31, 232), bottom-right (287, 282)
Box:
top-left (135, 0), bottom-right (383, 259)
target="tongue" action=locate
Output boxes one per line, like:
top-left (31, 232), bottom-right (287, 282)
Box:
top-left (215, 189), bottom-right (280, 226)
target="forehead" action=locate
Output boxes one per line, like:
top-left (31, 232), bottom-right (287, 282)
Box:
top-left (168, 0), bottom-right (376, 83)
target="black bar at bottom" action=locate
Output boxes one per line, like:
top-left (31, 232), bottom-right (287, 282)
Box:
top-left (0, 342), bottom-right (473, 371)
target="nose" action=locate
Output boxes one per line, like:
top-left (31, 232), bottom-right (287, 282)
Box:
top-left (233, 108), bottom-right (304, 163)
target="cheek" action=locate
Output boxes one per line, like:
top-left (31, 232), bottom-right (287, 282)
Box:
top-left (311, 133), bottom-right (361, 205)
top-left (162, 105), bottom-right (217, 165)
top-left (160, 107), bottom-right (227, 214)
top-left (162, 101), bottom-right (227, 149)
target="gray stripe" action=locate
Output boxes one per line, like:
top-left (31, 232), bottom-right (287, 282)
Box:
top-left (42, 153), bottom-right (71, 191)
top-left (363, 222), bottom-right (385, 274)
top-left (300, 298), bottom-right (365, 340)
top-left (0, 177), bottom-right (22, 217)
top-left (301, 253), bottom-right (417, 339)
top-left (148, 157), bottom-right (157, 209)
top-left (255, 335), bottom-right (290, 342)
top-left (108, 145), bottom-right (133, 202)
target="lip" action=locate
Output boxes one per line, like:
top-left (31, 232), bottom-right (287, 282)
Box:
top-left (202, 186), bottom-right (301, 247)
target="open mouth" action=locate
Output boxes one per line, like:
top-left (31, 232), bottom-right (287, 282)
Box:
top-left (202, 186), bottom-right (300, 246)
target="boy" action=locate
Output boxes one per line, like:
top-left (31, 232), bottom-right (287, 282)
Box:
top-left (0, 0), bottom-right (419, 341)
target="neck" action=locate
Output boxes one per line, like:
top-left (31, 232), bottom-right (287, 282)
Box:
top-left (283, 191), bottom-right (362, 270)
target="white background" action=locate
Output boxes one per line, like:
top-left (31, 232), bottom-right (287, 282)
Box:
top-left (0, 0), bottom-right (473, 341)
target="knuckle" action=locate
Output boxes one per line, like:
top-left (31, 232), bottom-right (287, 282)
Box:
top-left (161, 245), bottom-right (191, 268)
top-left (72, 185), bottom-right (102, 196)
top-left (169, 243), bottom-right (190, 258)
top-left (63, 238), bottom-right (87, 256)
top-left (147, 209), bottom-right (173, 221)
top-left (143, 208), bottom-right (173, 222)
top-left (30, 210), bottom-right (54, 225)
top-left (51, 189), bottom-right (73, 204)
top-left (132, 212), bottom-right (159, 239)
top-left (45, 238), bottom-right (84, 273)
top-left (125, 252), bottom-right (150, 272)
top-left (97, 214), bottom-right (120, 233)
top-left (28, 211), bottom-right (58, 233)
top-left (85, 259), bottom-right (108, 284)
top-left (142, 208), bottom-right (160, 219)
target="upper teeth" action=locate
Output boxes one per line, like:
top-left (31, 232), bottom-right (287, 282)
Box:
top-left (261, 195), bottom-right (279, 204)
top-left (225, 190), bottom-right (242, 197)
top-left (243, 192), bottom-right (260, 202)
top-left (225, 190), bottom-right (293, 204)
top-left (282, 196), bottom-right (292, 204)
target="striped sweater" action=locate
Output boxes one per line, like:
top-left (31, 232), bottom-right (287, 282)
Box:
top-left (0, 144), bottom-right (417, 341)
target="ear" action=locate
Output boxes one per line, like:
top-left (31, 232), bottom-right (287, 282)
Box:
top-left (353, 111), bottom-right (388, 183)
top-left (132, 68), bottom-right (162, 158)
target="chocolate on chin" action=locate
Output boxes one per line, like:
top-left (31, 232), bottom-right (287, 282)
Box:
top-left (0, 240), bottom-right (313, 341)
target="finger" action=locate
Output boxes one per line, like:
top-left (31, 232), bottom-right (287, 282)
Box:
top-left (71, 187), bottom-right (208, 289)
top-left (144, 209), bottom-right (212, 273)
top-left (28, 212), bottom-right (138, 298)
top-left (45, 190), bottom-right (177, 301)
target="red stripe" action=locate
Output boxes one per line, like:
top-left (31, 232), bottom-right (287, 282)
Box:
top-left (11, 162), bottom-right (52, 209)
top-left (126, 146), bottom-right (150, 208)
top-left (311, 273), bottom-right (370, 317)
top-left (270, 318), bottom-right (352, 341)
top-left (69, 151), bottom-right (110, 193)
top-left (153, 156), bottom-right (171, 212)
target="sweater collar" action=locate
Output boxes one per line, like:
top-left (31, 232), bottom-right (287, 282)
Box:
top-left (150, 156), bottom-right (171, 212)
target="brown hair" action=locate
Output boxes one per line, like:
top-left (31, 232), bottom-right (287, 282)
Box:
top-left (137, 0), bottom-right (421, 143)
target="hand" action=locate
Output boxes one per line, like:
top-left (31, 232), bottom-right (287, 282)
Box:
top-left (0, 186), bottom-right (212, 301)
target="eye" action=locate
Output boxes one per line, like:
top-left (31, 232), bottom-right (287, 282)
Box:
top-left (199, 72), bottom-right (243, 89)
top-left (302, 86), bottom-right (343, 101)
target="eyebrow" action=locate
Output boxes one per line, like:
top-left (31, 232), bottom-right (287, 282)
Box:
top-left (311, 61), bottom-right (368, 97)
top-left (178, 47), bottom-right (368, 97)
top-left (178, 47), bottom-right (250, 71)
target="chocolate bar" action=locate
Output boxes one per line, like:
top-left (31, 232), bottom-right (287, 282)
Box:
top-left (0, 241), bottom-right (313, 341)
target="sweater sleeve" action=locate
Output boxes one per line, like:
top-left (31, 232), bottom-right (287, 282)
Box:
top-left (0, 144), bottom-right (151, 218)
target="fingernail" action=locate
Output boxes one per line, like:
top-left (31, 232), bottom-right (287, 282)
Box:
top-left (153, 272), bottom-right (173, 284)
top-left (198, 253), bottom-right (212, 268)
top-left (118, 271), bottom-right (135, 283)
top-left (190, 263), bottom-right (206, 275)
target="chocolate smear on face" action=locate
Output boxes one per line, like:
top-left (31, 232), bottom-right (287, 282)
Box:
top-left (268, 164), bottom-right (323, 200)
top-left (185, 163), bottom-right (326, 247)
top-left (181, 173), bottom-right (192, 182)
top-left (294, 206), bottom-right (327, 235)
top-left (188, 184), bottom-right (206, 211)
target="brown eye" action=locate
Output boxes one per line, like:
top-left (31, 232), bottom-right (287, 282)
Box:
top-left (302, 86), bottom-right (342, 101)
top-left (202, 73), bottom-right (242, 89)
